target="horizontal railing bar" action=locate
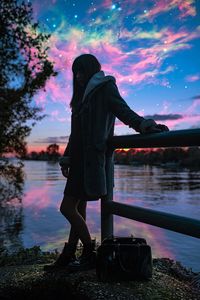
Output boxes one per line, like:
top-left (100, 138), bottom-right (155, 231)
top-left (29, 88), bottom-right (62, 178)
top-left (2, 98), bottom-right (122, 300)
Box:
top-left (107, 128), bottom-right (200, 149)
top-left (105, 201), bottom-right (200, 239)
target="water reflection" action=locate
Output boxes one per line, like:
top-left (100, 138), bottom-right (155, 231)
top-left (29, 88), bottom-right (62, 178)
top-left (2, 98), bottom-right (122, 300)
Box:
top-left (0, 159), bottom-right (25, 252)
top-left (115, 165), bottom-right (200, 193)
top-left (114, 216), bottom-right (175, 259)
top-left (1, 161), bottom-right (200, 272)
top-left (0, 198), bottom-right (24, 252)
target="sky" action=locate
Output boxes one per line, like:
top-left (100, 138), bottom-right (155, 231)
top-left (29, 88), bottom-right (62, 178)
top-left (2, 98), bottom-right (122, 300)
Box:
top-left (27, 0), bottom-right (200, 153)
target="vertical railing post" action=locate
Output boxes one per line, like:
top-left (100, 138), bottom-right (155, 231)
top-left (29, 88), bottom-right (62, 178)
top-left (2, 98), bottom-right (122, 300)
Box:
top-left (101, 149), bottom-right (114, 242)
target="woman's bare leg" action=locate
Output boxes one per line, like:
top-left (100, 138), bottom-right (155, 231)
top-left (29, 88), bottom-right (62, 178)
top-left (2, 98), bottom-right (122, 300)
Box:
top-left (60, 195), bottom-right (91, 245)
top-left (68, 200), bottom-right (87, 245)
top-left (43, 198), bottom-right (87, 270)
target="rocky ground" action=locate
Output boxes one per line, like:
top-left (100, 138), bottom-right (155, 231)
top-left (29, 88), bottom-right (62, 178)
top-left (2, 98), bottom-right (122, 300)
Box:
top-left (0, 246), bottom-right (199, 300)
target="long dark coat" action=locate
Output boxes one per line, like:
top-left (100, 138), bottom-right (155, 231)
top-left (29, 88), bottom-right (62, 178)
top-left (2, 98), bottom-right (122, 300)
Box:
top-left (64, 71), bottom-right (144, 199)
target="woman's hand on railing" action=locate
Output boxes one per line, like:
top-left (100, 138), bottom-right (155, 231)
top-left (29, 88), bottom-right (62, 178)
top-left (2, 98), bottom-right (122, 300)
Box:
top-left (144, 124), bottom-right (169, 134)
top-left (139, 119), bottom-right (169, 134)
top-left (155, 124), bottom-right (169, 132)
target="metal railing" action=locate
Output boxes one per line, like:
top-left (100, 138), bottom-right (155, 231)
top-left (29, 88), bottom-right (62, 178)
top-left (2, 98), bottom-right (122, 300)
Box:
top-left (100, 128), bottom-right (200, 241)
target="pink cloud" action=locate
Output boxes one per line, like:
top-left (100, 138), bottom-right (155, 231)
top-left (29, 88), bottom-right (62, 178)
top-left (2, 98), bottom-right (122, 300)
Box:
top-left (34, 92), bottom-right (48, 107)
top-left (34, 74), bottom-right (72, 107)
top-left (100, 43), bottom-right (127, 62)
top-left (185, 75), bottom-right (200, 82)
top-left (49, 110), bottom-right (68, 122)
top-left (177, 0), bottom-right (196, 18)
top-left (187, 99), bottom-right (200, 114)
top-left (138, 0), bottom-right (196, 21)
top-left (36, 25), bottom-right (197, 106)
top-left (114, 120), bottom-right (125, 127)
top-left (161, 114), bottom-right (200, 130)
top-left (30, 1), bottom-right (199, 124)
top-left (50, 110), bottom-right (59, 117)
top-left (88, 0), bottom-right (146, 17)
top-left (87, 0), bottom-right (114, 13)
top-left (113, 26), bottom-right (200, 86)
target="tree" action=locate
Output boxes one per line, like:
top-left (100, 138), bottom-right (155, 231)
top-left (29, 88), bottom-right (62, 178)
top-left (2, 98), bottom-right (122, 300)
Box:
top-left (0, 0), bottom-right (57, 200)
top-left (46, 144), bottom-right (60, 160)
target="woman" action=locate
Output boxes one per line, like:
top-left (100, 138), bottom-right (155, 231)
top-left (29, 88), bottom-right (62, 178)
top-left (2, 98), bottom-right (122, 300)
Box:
top-left (44, 54), bottom-right (169, 272)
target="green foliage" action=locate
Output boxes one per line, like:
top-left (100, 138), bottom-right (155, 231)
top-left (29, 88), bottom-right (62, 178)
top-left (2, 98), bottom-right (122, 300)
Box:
top-left (0, 0), bottom-right (57, 157)
top-left (23, 144), bottom-right (61, 161)
top-left (0, 0), bottom-right (57, 200)
top-left (46, 143), bottom-right (60, 160)
top-left (0, 159), bottom-right (24, 201)
top-left (0, 245), bottom-right (58, 267)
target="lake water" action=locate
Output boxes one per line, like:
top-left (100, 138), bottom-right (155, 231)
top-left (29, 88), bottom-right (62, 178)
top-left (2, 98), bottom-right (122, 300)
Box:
top-left (1, 161), bottom-right (200, 272)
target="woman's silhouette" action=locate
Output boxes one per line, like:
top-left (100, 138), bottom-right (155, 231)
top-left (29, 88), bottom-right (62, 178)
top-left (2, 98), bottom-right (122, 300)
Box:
top-left (44, 54), bottom-right (168, 272)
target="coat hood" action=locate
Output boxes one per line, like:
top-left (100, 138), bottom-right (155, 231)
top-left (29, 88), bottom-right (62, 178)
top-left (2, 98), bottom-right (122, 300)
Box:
top-left (82, 70), bottom-right (116, 103)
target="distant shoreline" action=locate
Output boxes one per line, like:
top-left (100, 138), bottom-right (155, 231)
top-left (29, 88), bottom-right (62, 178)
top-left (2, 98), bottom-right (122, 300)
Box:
top-left (18, 158), bottom-right (200, 169)
top-left (2, 145), bottom-right (200, 170)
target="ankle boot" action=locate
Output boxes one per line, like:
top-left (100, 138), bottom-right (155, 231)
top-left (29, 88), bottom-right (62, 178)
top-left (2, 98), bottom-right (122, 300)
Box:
top-left (43, 242), bottom-right (77, 271)
top-left (68, 240), bottom-right (96, 272)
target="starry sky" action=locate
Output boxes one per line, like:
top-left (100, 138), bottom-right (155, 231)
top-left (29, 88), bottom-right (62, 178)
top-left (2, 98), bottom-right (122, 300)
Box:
top-left (27, 0), bottom-right (200, 153)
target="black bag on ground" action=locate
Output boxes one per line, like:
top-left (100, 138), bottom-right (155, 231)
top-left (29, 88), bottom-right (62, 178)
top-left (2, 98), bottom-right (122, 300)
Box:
top-left (96, 236), bottom-right (152, 282)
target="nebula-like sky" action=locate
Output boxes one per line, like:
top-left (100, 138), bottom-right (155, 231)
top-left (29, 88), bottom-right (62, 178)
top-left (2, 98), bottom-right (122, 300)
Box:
top-left (28, 0), bottom-right (200, 153)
